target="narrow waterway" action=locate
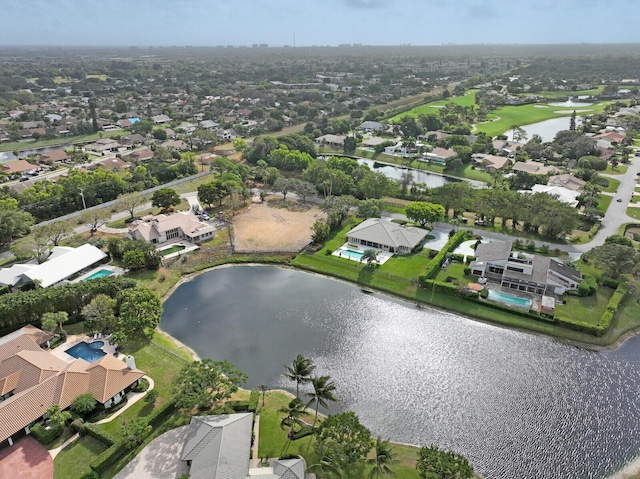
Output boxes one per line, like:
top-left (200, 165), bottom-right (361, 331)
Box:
top-left (161, 265), bottom-right (640, 479)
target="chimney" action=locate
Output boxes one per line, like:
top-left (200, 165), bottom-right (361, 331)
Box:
top-left (125, 355), bottom-right (136, 370)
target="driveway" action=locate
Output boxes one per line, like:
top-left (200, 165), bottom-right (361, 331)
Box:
top-left (0, 436), bottom-right (53, 479)
top-left (113, 426), bottom-right (190, 479)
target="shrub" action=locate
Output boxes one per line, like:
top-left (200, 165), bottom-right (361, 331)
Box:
top-left (465, 256), bottom-right (475, 264)
top-left (30, 423), bottom-right (63, 445)
top-left (84, 423), bottom-right (115, 446)
top-left (479, 289), bottom-right (489, 299)
top-left (132, 378), bottom-right (149, 392)
top-left (71, 393), bottom-right (97, 416)
top-left (601, 277), bottom-right (620, 288)
top-left (81, 472), bottom-right (99, 479)
top-left (451, 253), bottom-right (465, 263)
top-left (279, 454), bottom-right (301, 460)
top-left (71, 418), bottom-right (86, 435)
top-left (463, 267), bottom-right (471, 275)
top-left (144, 389), bottom-right (159, 405)
top-left (577, 276), bottom-right (597, 297)
top-left (226, 400), bottom-right (250, 412)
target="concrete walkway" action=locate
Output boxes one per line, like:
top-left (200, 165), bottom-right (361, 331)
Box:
top-left (48, 375), bottom-right (155, 459)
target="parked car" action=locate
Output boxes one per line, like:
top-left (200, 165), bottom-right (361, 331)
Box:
top-left (474, 220), bottom-right (488, 226)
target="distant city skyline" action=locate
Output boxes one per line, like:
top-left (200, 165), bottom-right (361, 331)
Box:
top-left (2, 0), bottom-right (640, 47)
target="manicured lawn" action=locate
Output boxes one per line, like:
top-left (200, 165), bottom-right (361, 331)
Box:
top-left (555, 287), bottom-right (615, 326)
top-left (125, 267), bottom-right (182, 298)
top-left (627, 207), bottom-right (640, 221)
top-left (378, 249), bottom-right (433, 279)
top-left (159, 245), bottom-right (186, 256)
top-left (0, 130), bottom-right (122, 152)
top-left (529, 87), bottom-right (604, 99)
top-left (433, 262), bottom-right (477, 286)
top-left (388, 90), bottom-right (478, 122)
top-left (605, 164), bottom-right (628, 175)
top-left (474, 101), bottom-right (610, 137)
top-left (601, 177), bottom-right (620, 194)
top-left (597, 194), bottom-right (613, 215)
top-left (54, 436), bottom-right (108, 479)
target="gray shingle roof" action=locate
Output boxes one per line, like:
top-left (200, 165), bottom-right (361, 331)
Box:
top-left (473, 240), bottom-right (513, 262)
top-left (346, 219), bottom-right (428, 250)
top-left (182, 413), bottom-right (253, 479)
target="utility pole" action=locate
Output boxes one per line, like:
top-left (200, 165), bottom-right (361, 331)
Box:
top-left (79, 187), bottom-right (87, 210)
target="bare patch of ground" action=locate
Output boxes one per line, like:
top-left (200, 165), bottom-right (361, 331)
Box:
top-left (232, 196), bottom-right (324, 252)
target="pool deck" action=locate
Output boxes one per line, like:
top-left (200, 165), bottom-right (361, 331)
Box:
top-left (50, 334), bottom-right (117, 363)
top-left (333, 243), bottom-right (393, 265)
top-left (157, 240), bottom-right (200, 259)
top-left (74, 264), bottom-right (125, 283)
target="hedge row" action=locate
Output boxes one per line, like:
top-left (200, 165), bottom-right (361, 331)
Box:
top-left (30, 423), bottom-right (63, 445)
top-left (84, 423), bottom-right (115, 446)
top-left (422, 280), bottom-right (465, 297)
top-left (147, 401), bottom-right (176, 428)
top-left (90, 441), bottom-right (128, 475)
top-left (226, 400), bottom-right (250, 412)
top-left (249, 390), bottom-right (259, 412)
top-left (419, 230), bottom-right (467, 282)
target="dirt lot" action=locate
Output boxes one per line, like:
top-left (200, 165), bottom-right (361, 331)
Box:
top-left (232, 196), bottom-right (323, 252)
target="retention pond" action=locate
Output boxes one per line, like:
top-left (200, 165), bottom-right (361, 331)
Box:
top-left (161, 265), bottom-right (640, 479)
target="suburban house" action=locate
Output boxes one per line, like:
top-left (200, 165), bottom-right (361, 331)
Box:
top-left (548, 174), bottom-right (586, 192)
top-left (356, 120), bottom-right (386, 133)
top-left (511, 161), bottom-right (558, 176)
top-left (0, 326), bottom-right (145, 448)
top-left (151, 114), bottom-right (172, 124)
top-left (473, 153), bottom-right (513, 172)
top-left (93, 157), bottom-right (132, 172)
top-left (526, 184), bottom-right (581, 208)
top-left (422, 147), bottom-right (456, 165)
top-left (314, 134), bottom-right (346, 148)
top-left (470, 240), bottom-right (582, 296)
top-left (384, 142), bottom-right (415, 157)
top-left (161, 139), bottom-right (188, 151)
top-left (84, 138), bottom-right (121, 155)
top-left (361, 136), bottom-right (391, 148)
top-left (181, 414), bottom-right (305, 479)
top-left (125, 148), bottom-right (154, 162)
top-left (127, 212), bottom-right (215, 245)
top-left (0, 244), bottom-right (107, 289)
top-left (39, 149), bottom-right (70, 164)
top-left (346, 218), bottom-right (428, 254)
top-left (0, 160), bottom-right (35, 176)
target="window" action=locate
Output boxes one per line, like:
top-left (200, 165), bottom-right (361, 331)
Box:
top-left (507, 266), bottom-right (524, 273)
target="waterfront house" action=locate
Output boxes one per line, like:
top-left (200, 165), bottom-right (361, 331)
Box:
top-left (127, 211), bottom-right (215, 245)
top-left (346, 218), bottom-right (428, 254)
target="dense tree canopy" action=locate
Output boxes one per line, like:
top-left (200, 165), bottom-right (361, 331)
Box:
top-left (173, 359), bottom-right (247, 410)
top-left (405, 202), bottom-right (445, 227)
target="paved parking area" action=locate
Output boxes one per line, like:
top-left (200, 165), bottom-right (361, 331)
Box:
top-left (0, 436), bottom-right (53, 479)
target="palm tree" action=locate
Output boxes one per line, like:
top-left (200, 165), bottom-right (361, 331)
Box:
top-left (278, 398), bottom-right (307, 455)
top-left (306, 375), bottom-right (338, 427)
top-left (368, 437), bottom-right (398, 479)
top-left (309, 437), bottom-right (346, 479)
top-left (282, 354), bottom-right (316, 399)
top-left (259, 385), bottom-right (269, 407)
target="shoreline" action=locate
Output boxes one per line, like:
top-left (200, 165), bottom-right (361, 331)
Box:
top-left (609, 455), bottom-right (640, 479)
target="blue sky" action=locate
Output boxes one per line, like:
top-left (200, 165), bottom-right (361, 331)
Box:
top-left (2, 0), bottom-right (640, 47)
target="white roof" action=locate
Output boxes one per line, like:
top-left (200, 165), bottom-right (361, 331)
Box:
top-left (526, 184), bottom-right (580, 208)
top-left (23, 244), bottom-right (107, 288)
top-left (0, 264), bottom-right (36, 287)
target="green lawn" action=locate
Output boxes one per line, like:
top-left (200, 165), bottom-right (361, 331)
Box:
top-left (475, 101), bottom-right (610, 137)
top-left (54, 436), bottom-right (108, 479)
top-left (555, 287), bottom-right (614, 325)
top-left (529, 87), bottom-right (604, 99)
top-left (601, 178), bottom-right (620, 194)
top-left (627, 207), bottom-right (640, 221)
top-left (0, 131), bottom-right (123, 153)
top-left (378, 249), bottom-right (433, 279)
top-left (605, 164), bottom-right (628, 175)
top-left (388, 90), bottom-right (479, 122)
top-left (597, 194), bottom-right (613, 215)
top-left (433, 262), bottom-right (477, 286)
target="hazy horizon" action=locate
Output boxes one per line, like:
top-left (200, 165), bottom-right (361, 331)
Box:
top-left (2, 0), bottom-right (639, 47)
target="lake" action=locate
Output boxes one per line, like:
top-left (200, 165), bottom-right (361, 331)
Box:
top-left (161, 265), bottom-right (640, 479)
top-left (507, 116), bottom-right (584, 143)
top-left (356, 158), bottom-right (450, 188)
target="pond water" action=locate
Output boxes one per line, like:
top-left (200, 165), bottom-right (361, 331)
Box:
top-left (507, 116), bottom-right (584, 143)
top-left (161, 265), bottom-right (640, 479)
top-left (0, 144), bottom-right (76, 163)
top-left (356, 158), bottom-right (449, 188)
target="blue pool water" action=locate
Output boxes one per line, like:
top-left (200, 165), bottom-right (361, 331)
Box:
top-left (84, 269), bottom-right (114, 281)
top-left (65, 341), bottom-right (107, 362)
top-left (340, 249), bottom-right (364, 261)
top-left (487, 289), bottom-right (532, 308)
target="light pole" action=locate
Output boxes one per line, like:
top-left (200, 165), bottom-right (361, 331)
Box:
top-left (79, 187), bottom-right (87, 210)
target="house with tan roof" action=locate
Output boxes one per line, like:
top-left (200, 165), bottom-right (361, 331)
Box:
top-left (0, 160), bottom-right (35, 175)
top-left (548, 174), bottom-right (586, 192)
top-left (40, 149), bottom-right (70, 164)
top-left (0, 327), bottom-right (144, 447)
top-left (511, 161), bottom-right (558, 176)
top-left (128, 211), bottom-right (215, 245)
top-left (473, 153), bottom-right (513, 172)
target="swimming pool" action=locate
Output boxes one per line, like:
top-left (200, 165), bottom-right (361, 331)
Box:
top-left (487, 289), bottom-right (532, 309)
top-left (339, 249), bottom-right (364, 261)
top-left (84, 269), bottom-right (114, 281)
top-left (65, 340), bottom-right (107, 362)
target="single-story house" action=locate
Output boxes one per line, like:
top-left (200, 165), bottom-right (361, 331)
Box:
top-left (181, 413), bottom-right (305, 479)
top-left (422, 147), bottom-right (456, 165)
top-left (161, 140), bottom-right (188, 151)
top-left (314, 134), bottom-right (345, 147)
top-left (128, 212), bottom-right (215, 245)
top-left (40, 149), bottom-right (70, 164)
top-left (470, 240), bottom-right (581, 296)
top-left (361, 136), bottom-right (390, 148)
top-left (346, 218), bottom-right (428, 254)
top-left (511, 161), bottom-right (557, 176)
top-left (548, 174), bottom-right (586, 192)
top-left (125, 148), bottom-right (154, 162)
top-left (121, 134), bottom-right (147, 146)
top-left (0, 160), bottom-right (35, 175)
top-left (356, 121), bottom-right (386, 132)
top-left (199, 120), bottom-right (219, 130)
top-left (473, 153), bottom-right (513, 172)
top-left (526, 184), bottom-right (580, 208)
top-left (0, 326), bottom-right (144, 448)
top-left (84, 138), bottom-right (121, 155)
top-left (151, 114), bottom-right (172, 124)
top-left (94, 157), bottom-right (132, 171)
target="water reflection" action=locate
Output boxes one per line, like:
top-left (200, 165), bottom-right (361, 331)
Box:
top-left (161, 266), bottom-right (640, 479)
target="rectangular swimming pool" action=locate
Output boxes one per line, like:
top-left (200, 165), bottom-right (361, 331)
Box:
top-left (65, 340), bottom-right (107, 363)
top-left (487, 289), bottom-right (532, 309)
top-left (84, 269), bottom-right (114, 281)
top-left (339, 249), bottom-right (364, 261)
